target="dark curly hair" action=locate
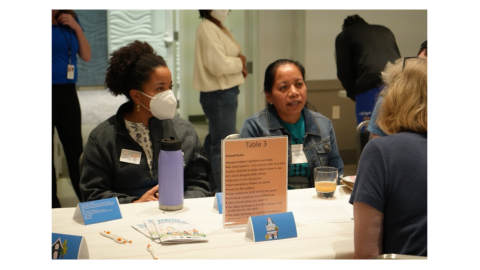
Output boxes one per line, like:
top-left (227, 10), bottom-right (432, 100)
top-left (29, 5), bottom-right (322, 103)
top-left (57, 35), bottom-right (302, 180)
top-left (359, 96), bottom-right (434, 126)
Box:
top-left (105, 40), bottom-right (167, 100)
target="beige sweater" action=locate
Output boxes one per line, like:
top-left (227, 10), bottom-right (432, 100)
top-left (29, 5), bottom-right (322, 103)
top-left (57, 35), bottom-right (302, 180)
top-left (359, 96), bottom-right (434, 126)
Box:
top-left (193, 19), bottom-right (244, 92)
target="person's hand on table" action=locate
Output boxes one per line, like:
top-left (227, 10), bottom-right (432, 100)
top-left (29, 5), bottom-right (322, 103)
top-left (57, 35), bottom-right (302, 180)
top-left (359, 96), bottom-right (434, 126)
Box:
top-left (133, 185), bottom-right (159, 203)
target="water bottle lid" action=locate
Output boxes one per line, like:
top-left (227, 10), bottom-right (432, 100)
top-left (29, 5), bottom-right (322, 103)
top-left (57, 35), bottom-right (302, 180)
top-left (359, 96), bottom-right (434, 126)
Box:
top-left (159, 137), bottom-right (181, 151)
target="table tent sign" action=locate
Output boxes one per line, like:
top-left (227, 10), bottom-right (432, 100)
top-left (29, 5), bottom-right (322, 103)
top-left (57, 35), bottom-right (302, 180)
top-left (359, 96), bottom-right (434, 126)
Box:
top-left (52, 232), bottom-right (89, 259)
top-left (245, 212), bottom-right (297, 242)
top-left (221, 136), bottom-right (288, 229)
top-left (214, 192), bottom-right (222, 214)
top-left (73, 197), bottom-right (122, 225)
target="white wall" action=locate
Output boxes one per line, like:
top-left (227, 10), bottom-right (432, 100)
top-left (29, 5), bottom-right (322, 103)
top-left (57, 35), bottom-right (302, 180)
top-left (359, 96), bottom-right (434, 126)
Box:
top-left (179, 10), bottom-right (427, 125)
top-left (107, 10), bottom-right (168, 59)
top-left (305, 10), bottom-right (427, 80)
top-left (251, 10), bottom-right (295, 115)
top-left (178, 10), bottom-right (200, 119)
top-left (226, 10), bottom-right (247, 131)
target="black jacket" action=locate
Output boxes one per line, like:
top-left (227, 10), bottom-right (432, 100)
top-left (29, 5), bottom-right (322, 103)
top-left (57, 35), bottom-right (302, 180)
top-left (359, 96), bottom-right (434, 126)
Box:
top-left (80, 102), bottom-right (211, 203)
top-left (335, 22), bottom-right (400, 101)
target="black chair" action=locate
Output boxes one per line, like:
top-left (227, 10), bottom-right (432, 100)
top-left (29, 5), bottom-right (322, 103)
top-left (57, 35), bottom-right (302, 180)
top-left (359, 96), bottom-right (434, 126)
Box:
top-left (79, 152), bottom-right (85, 178)
top-left (224, 134), bottom-right (239, 140)
top-left (356, 120), bottom-right (371, 163)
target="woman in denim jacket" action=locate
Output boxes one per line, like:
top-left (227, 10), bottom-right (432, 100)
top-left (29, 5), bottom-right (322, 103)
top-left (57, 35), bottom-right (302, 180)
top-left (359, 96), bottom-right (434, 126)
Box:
top-left (239, 59), bottom-right (344, 189)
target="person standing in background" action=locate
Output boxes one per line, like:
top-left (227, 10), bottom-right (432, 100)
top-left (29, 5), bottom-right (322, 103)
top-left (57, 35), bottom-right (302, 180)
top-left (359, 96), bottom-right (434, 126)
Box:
top-left (335, 14), bottom-right (400, 125)
top-left (52, 10), bottom-right (91, 207)
top-left (193, 10), bottom-right (247, 193)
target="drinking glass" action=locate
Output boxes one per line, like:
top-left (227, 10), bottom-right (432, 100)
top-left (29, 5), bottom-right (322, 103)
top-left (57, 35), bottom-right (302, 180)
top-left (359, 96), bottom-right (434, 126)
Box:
top-left (314, 166), bottom-right (338, 198)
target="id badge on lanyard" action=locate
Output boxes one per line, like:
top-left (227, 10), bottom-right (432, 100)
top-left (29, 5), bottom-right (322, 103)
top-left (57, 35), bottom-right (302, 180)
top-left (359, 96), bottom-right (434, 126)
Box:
top-left (67, 64), bottom-right (74, 79)
top-left (67, 52), bottom-right (74, 80)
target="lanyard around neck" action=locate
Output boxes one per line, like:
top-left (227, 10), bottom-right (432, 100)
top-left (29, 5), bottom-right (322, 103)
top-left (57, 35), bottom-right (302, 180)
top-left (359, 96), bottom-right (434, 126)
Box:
top-left (58, 26), bottom-right (73, 64)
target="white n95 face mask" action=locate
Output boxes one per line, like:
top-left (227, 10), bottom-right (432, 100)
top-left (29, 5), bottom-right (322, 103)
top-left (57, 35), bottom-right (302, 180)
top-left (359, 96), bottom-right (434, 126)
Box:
top-left (211, 10), bottom-right (229, 22)
top-left (138, 90), bottom-right (177, 120)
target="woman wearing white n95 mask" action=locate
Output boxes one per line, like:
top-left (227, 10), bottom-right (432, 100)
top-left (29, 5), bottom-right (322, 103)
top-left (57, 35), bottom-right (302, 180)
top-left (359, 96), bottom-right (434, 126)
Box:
top-left (80, 40), bottom-right (211, 204)
top-left (194, 10), bottom-right (247, 194)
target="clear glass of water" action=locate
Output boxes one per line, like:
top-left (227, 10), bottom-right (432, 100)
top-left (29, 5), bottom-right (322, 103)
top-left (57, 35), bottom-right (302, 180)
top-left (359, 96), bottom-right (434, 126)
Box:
top-left (314, 166), bottom-right (338, 198)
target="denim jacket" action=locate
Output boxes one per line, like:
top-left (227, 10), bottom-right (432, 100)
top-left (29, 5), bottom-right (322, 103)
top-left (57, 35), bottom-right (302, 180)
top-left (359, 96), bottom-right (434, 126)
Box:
top-left (239, 105), bottom-right (344, 185)
top-left (80, 102), bottom-right (211, 203)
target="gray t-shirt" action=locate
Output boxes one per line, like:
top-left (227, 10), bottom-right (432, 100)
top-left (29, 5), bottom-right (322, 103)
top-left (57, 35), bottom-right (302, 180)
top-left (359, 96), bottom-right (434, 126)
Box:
top-left (349, 132), bottom-right (427, 256)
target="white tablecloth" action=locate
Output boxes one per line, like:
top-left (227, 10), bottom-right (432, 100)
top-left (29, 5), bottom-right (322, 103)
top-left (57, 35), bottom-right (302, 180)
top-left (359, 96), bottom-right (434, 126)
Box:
top-left (52, 186), bottom-right (354, 259)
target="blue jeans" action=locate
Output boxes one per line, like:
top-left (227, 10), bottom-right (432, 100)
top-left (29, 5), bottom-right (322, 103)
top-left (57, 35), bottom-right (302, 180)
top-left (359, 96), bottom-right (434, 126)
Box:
top-left (355, 85), bottom-right (383, 130)
top-left (200, 86), bottom-right (239, 192)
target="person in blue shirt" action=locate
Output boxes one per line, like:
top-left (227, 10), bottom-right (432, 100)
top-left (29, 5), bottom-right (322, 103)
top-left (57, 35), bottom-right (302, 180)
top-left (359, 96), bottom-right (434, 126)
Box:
top-left (52, 10), bottom-right (91, 207)
top-left (239, 59), bottom-right (344, 189)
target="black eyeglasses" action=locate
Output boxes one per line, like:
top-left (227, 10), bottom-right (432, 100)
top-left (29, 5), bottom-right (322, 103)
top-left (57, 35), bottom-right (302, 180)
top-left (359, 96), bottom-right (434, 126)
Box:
top-left (402, 57), bottom-right (417, 71)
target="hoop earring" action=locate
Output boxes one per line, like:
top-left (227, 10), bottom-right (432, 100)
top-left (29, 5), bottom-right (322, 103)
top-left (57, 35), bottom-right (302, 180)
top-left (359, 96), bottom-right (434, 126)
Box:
top-left (137, 104), bottom-right (141, 112)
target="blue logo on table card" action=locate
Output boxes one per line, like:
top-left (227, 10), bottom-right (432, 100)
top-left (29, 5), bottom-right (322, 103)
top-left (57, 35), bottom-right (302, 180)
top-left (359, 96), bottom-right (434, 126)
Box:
top-left (250, 212), bottom-right (297, 242)
top-left (265, 217), bottom-right (279, 239)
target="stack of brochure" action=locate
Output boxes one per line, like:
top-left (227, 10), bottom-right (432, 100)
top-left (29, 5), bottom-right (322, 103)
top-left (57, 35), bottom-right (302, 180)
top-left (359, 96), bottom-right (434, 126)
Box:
top-left (132, 218), bottom-right (208, 244)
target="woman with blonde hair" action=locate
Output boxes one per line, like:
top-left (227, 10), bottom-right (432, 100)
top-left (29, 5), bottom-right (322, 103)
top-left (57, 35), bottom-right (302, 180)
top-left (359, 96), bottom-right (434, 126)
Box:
top-left (349, 57), bottom-right (427, 258)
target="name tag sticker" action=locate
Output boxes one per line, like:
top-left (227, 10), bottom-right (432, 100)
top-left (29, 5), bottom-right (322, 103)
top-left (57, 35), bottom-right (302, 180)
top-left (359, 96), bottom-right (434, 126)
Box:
top-left (291, 144), bottom-right (307, 164)
top-left (67, 64), bottom-right (75, 80)
top-left (120, 149), bottom-right (142, 165)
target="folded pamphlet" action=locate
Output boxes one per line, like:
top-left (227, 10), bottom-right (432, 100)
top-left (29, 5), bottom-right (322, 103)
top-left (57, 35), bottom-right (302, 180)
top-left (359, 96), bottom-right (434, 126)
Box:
top-left (132, 218), bottom-right (208, 244)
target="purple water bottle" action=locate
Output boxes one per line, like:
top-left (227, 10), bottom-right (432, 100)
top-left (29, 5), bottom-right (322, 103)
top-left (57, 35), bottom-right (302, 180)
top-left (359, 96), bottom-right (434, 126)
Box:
top-left (158, 137), bottom-right (184, 210)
